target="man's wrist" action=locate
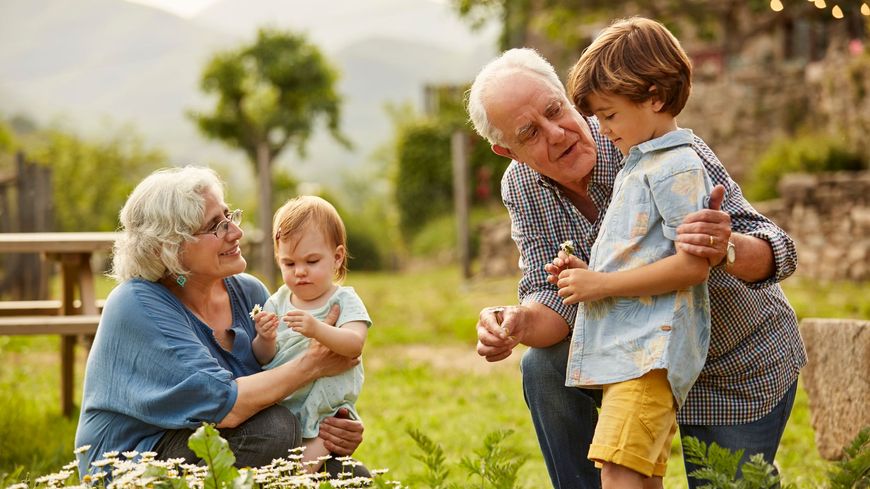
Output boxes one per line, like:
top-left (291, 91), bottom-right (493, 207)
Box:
top-left (713, 239), bottom-right (736, 270)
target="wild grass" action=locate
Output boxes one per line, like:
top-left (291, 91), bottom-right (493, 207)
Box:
top-left (0, 267), bottom-right (866, 488)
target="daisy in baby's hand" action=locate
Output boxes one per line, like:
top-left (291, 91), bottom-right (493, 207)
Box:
top-left (249, 304), bottom-right (262, 319)
top-left (559, 240), bottom-right (575, 256)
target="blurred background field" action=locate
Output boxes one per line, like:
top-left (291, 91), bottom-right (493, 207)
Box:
top-left (1, 266), bottom-right (866, 487)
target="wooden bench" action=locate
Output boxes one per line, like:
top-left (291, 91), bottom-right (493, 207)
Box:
top-left (0, 314), bottom-right (101, 335)
top-left (0, 314), bottom-right (102, 417)
top-left (0, 299), bottom-right (105, 317)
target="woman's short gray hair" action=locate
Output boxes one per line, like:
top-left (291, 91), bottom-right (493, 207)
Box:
top-left (467, 48), bottom-right (566, 146)
top-left (110, 166), bottom-right (225, 282)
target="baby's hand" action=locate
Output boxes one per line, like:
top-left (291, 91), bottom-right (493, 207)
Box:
top-left (283, 310), bottom-right (321, 339)
top-left (252, 309), bottom-right (279, 342)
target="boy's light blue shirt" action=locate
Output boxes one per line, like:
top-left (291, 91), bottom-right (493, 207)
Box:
top-left (74, 274), bottom-right (269, 474)
top-left (566, 129), bottom-right (713, 407)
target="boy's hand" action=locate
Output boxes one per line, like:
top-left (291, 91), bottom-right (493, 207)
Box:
top-left (252, 311), bottom-right (279, 342)
top-left (545, 251), bottom-right (588, 285)
top-left (284, 310), bottom-right (322, 339)
top-left (557, 268), bottom-right (605, 304)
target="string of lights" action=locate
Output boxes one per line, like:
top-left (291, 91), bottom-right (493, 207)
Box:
top-left (769, 0), bottom-right (870, 18)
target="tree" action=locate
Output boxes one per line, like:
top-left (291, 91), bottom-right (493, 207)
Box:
top-left (450, 0), bottom-right (855, 71)
top-left (190, 28), bottom-right (348, 285)
top-left (30, 125), bottom-right (164, 232)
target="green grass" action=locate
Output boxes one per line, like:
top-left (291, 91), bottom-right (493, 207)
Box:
top-left (1, 268), bottom-right (866, 487)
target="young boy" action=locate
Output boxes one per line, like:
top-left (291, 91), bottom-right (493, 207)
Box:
top-left (552, 17), bottom-right (714, 488)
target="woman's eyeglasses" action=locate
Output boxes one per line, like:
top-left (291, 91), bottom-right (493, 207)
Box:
top-left (195, 209), bottom-right (242, 239)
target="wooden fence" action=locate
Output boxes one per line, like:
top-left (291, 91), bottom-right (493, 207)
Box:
top-left (0, 152), bottom-right (54, 299)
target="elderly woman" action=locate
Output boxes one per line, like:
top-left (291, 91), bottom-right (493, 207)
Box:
top-left (74, 166), bottom-right (365, 476)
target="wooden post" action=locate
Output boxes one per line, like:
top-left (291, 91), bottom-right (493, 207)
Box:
top-left (15, 152), bottom-right (48, 299)
top-left (256, 142), bottom-right (275, 288)
top-left (451, 131), bottom-right (471, 279)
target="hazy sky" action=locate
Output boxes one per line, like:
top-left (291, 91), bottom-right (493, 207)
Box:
top-left (124, 0), bottom-right (451, 18)
top-left (124, 0), bottom-right (219, 18)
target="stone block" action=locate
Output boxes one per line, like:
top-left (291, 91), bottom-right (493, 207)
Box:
top-left (799, 318), bottom-right (870, 460)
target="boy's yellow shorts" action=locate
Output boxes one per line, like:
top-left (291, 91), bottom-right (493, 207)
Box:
top-left (588, 369), bottom-right (677, 477)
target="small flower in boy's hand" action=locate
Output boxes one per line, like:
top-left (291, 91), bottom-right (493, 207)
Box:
top-left (559, 240), bottom-right (575, 256)
top-left (249, 304), bottom-right (262, 319)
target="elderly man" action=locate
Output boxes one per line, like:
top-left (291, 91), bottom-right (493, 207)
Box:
top-left (468, 48), bottom-right (806, 489)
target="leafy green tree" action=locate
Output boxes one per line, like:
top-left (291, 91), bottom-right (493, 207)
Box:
top-left (190, 28), bottom-right (348, 284)
top-left (30, 126), bottom-right (163, 232)
top-left (0, 120), bottom-right (13, 152)
top-left (450, 0), bottom-right (849, 70)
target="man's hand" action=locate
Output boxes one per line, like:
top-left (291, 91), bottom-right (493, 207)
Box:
top-left (319, 408), bottom-right (363, 455)
top-left (676, 184), bottom-right (730, 266)
top-left (476, 305), bottom-right (530, 362)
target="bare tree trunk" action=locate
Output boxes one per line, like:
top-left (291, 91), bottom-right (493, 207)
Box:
top-left (256, 142), bottom-right (275, 289)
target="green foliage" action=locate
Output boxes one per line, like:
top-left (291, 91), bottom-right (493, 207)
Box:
top-left (781, 278), bottom-right (870, 320)
top-left (190, 28), bottom-right (347, 164)
top-left (451, 0), bottom-right (838, 68)
top-left (407, 427), bottom-right (527, 489)
top-left (459, 430), bottom-right (527, 489)
top-left (191, 28), bottom-right (348, 274)
top-left (827, 426), bottom-right (870, 489)
top-left (745, 133), bottom-right (865, 201)
top-left (0, 375), bottom-right (77, 477)
top-left (0, 119), bottom-right (13, 152)
top-left (392, 117), bottom-right (508, 241)
top-left (188, 424), bottom-right (242, 489)
top-left (408, 206), bottom-right (507, 261)
top-left (345, 220), bottom-right (386, 271)
top-left (394, 118), bottom-right (454, 238)
top-left (683, 435), bottom-right (795, 489)
top-left (407, 428), bottom-right (452, 488)
top-left (29, 126), bottom-right (164, 232)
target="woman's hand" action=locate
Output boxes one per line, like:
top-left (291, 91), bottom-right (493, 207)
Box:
top-left (303, 337), bottom-right (358, 379)
top-left (319, 407), bottom-right (364, 455)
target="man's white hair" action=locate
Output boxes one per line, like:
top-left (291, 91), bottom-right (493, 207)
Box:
top-left (467, 48), bottom-right (566, 146)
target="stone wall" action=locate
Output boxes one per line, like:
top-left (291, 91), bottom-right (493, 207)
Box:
top-left (755, 171), bottom-right (870, 282)
top-left (798, 318), bottom-right (870, 460)
top-left (477, 217), bottom-right (520, 279)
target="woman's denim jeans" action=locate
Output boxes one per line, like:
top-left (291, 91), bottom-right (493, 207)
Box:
top-left (154, 405), bottom-right (302, 468)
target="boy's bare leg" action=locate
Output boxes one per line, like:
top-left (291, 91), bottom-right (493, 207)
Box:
top-left (600, 463), bottom-right (664, 489)
top-left (643, 475), bottom-right (664, 489)
top-left (301, 437), bottom-right (331, 473)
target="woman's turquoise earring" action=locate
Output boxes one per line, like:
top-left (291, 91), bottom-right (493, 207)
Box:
top-left (176, 275), bottom-right (187, 287)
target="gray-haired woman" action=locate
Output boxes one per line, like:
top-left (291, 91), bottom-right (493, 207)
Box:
top-left (74, 166), bottom-right (366, 477)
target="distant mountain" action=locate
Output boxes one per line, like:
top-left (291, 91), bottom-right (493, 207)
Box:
top-left (0, 0), bottom-right (233, 157)
top-left (194, 0), bottom-right (497, 54)
top-left (0, 0), bottom-right (496, 187)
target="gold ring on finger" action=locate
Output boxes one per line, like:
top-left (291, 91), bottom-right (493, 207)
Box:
top-left (709, 235), bottom-right (715, 246)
